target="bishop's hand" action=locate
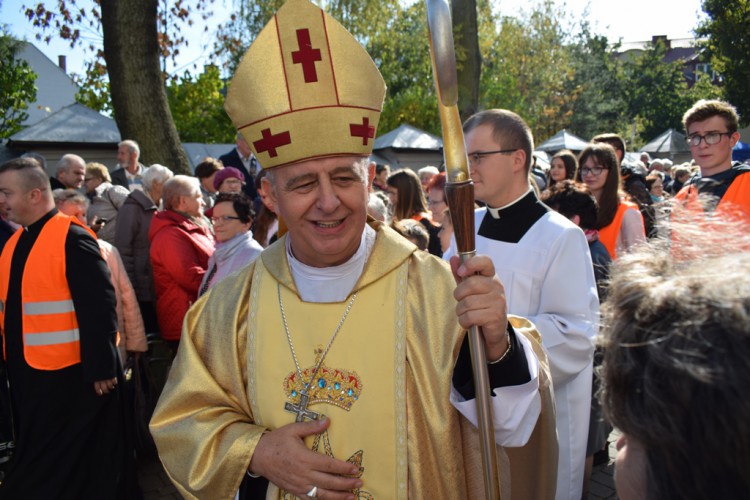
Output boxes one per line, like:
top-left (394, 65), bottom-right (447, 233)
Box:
top-left (249, 417), bottom-right (363, 499)
top-left (450, 254), bottom-right (510, 361)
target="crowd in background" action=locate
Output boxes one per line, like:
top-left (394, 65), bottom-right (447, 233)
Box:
top-left (0, 97), bottom-right (748, 499)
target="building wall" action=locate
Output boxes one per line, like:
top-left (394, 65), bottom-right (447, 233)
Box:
top-left (17, 43), bottom-right (79, 127)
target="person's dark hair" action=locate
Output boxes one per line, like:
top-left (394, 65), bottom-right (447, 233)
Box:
top-left (386, 169), bottom-right (429, 221)
top-left (426, 171), bottom-right (446, 194)
top-left (390, 219), bottom-right (429, 250)
top-left (549, 149), bottom-right (578, 183)
top-left (463, 109), bottom-right (535, 173)
top-left (645, 172), bottom-right (663, 191)
top-left (375, 163), bottom-right (390, 175)
top-left (683, 99), bottom-right (740, 134)
top-left (0, 157), bottom-right (50, 192)
top-left (591, 133), bottom-right (626, 161)
top-left (194, 157), bottom-right (224, 179)
top-left (600, 220), bottom-right (750, 499)
top-left (576, 143), bottom-right (620, 229)
top-left (214, 192), bottom-right (255, 224)
top-left (540, 180), bottom-right (599, 230)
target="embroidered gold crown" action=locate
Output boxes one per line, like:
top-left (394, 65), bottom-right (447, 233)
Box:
top-left (284, 347), bottom-right (363, 411)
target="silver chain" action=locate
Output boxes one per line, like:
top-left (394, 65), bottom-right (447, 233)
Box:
top-left (278, 283), bottom-right (358, 392)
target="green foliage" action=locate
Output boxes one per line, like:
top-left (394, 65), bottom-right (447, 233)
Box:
top-left (696, 0), bottom-right (750, 125)
top-left (167, 65), bottom-right (236, 143)
top-left (479, 0), bottom-right (575, 143)
top-left (74, 58), bottom-right (112, 114)
top-left (565, 24), bottom-right (627, 141)
top-left (0, 34), bottom-right (38, 138)
top-left (622, 40), bottom-right (693, 141)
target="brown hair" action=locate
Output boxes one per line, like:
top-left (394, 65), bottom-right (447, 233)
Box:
top-left (549, 149), bottom-right (578, 183)
top-left (576, 143), bottom-right (621, 229)
top-left (463, 109), bottom-right (534, 173)
top-left (682, 99), bottom-right (740, 134)
top-left (386, 169), bottom-right (428, 221)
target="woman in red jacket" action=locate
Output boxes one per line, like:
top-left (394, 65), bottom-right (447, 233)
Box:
top-left (149, 175), bottom-right (214, 350)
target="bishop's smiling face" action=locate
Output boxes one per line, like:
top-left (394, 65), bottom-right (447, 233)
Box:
top-left (263, 156), bottom-right (369, 268)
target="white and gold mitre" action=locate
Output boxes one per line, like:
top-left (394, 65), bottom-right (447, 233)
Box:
top-left (224, 0), bottom-right (387, 169)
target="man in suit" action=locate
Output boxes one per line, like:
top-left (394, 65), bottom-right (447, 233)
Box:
top-left (111, 140), bottom-right (147, 192)
top-left (219, 133), bottom-right (260, 201)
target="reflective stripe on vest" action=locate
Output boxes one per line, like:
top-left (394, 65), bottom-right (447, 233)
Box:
top-left (24, 299), bottom-right (75, 316)
top-left (24, 329), bottom-right (80, 346)
top-left (0, 213), bottom-right (91, 370)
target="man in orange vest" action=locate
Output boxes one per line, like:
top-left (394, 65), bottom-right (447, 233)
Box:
top-left (0, 157), bottom-right (124, 497)
top-left (675, 99), bottom-right (750, 218)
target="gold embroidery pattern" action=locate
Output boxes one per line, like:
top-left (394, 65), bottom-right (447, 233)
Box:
top-left (283, 347), bottom-right (363, 411)
top-left (280, 430), bottom-right (374, 499)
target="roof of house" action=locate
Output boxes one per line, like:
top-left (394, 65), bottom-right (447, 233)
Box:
top-left (8, 103), bottom-right (121, 145)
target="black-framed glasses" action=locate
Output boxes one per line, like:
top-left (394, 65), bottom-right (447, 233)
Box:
top-left (686, 132), bottom-right (733, 147)
top-left (428, 198), bottom-right (446, 207)
top-left (580, 166), bottom-right (608, 177)
top-left (468, 148), bottom-right (519, 167)
top-left (210, 215), bottom-right (241, 224)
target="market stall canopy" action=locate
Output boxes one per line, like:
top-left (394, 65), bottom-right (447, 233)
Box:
top-left (639, 128), bottom-right (690, 155)
top-left (536, 129), bottom-right (589, 153)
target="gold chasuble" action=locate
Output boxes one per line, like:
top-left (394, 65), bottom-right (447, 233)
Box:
top-left (151, 222), bottom-right (557, 499)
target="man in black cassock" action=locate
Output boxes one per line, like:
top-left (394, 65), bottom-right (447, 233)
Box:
top-left (0, 158), bottom-right (124, 498)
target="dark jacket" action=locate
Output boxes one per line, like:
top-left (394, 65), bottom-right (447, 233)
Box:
top-left (110, 163), bottom-right (147, 190)
top-left (148, 210), bottom-right (214, 341)
top-left (113, 190), bottom-right (158, 303)
top-left (218, 148), bottom-right (259, 201)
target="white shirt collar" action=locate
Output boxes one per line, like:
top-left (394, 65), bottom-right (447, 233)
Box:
top-left (287, 224), bottom-right (377, 303)
top-left (486, 188), bottom-right (532, 219)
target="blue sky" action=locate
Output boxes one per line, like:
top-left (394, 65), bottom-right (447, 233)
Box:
top-left (2, 0), bottom-right (705, 77)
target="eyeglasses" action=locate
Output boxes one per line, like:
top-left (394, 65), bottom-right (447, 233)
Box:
top-left (84, 177), bottom-right (96, 182)
top-left (580, 166), bottom-right (608, 177)
top-left (686, 132), bottom-right (733, 147)
top-left (211, 215), bottom-right (241, 224)
top-left (467, 148), bottom-right (519, 167)
top-left (428, 198), bottom-right (446, 207)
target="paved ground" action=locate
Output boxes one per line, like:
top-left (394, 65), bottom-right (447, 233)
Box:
top-left (140, 429), bottom-right (621, 499)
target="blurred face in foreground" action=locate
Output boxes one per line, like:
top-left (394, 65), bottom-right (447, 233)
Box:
top-left (263, 156), bottom-right (369, 268)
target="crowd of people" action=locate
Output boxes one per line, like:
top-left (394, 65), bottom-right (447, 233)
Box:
top-left (0, 0), bottom-right (748, 498)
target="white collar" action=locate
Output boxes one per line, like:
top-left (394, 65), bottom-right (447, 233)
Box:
top-left (486, 188), bottom-right (532, 219)
top-left (287, 225), bottom-right (377, 303)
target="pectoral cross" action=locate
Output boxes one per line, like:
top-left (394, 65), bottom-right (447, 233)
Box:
top-left (284, 391), bottom-right (320, 422)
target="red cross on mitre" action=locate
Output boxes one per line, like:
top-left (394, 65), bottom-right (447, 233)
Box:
top-left (350, 117), bottom-right (375, 146)
top-left (253, 128), bottom-right (292, 158)
top-left (291, 28), bottom-right (323, 83)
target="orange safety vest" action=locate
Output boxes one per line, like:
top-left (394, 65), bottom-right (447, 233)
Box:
top-left (674, 170), bottom-right (750, 222)
top-left (598, 200), bottom-right (641, 260)
top-left (0, 213), bottom-right (95, 370)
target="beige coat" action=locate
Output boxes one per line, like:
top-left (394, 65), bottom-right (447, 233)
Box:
top-left (99, 240), bottom-right (147, 360)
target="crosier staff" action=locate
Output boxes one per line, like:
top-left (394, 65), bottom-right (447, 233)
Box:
top-left (425, 0), bottom-right (499, 498)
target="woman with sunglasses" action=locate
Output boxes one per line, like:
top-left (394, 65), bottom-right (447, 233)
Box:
top-left (199, 193), bottom-right (263, 295)
top-left (576, 143), bottom-right (646, 259)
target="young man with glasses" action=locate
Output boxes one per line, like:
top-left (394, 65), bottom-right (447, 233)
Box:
top-left (445, 109), bottom-right (598, 500)
top-left (675, 99), bottom-right (750, 218)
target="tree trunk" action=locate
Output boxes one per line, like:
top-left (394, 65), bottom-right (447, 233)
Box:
top-left (101, 0), bottom-right (190, 174)
top-left (452, 0), bottom-right (481, 122)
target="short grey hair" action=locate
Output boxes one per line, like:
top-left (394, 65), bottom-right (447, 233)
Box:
top-left (57, 154), bottom-right (85, 174)
top-left (142, 163), bottom-right (174, 192)
top-left (53, 188), bottom-right (89, 209)
top-left (119, 139), bottom-right (140, 159)
top-left (162, 175), bottom-right (199, 211)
